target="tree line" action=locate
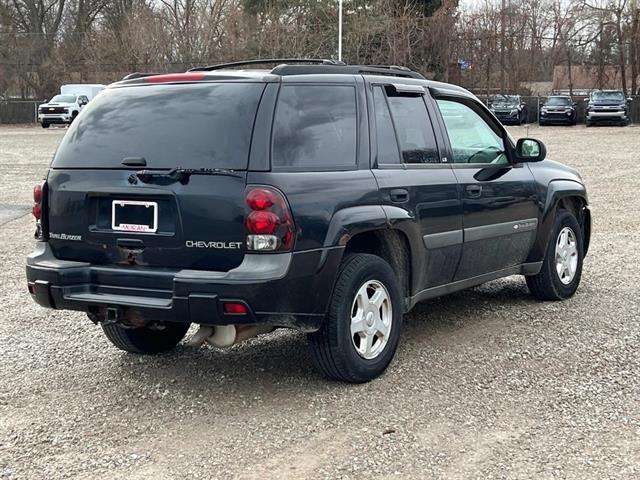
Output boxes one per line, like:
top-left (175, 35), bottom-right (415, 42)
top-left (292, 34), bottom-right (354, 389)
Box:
top-left (0, 0), bottom-right (638, 99)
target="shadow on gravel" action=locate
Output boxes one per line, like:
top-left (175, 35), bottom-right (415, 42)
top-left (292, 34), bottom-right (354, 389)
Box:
top-left (110, 277), bottom-right (538, 391)
top-left (0, 204), bottom-right (30, 226)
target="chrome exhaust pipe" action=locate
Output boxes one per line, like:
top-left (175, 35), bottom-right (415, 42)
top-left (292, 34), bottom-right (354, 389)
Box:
top-left (188, 324), bottom-right (274, 348)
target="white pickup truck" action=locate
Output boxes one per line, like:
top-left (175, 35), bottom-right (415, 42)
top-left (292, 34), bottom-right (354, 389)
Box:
top-left (38, 84), bottom-right (105, 128)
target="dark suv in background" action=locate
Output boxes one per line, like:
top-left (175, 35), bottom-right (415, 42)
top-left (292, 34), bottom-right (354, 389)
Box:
top-left (27, 59), bottom-right (591, 383)
top-left (539, 96), bottom-right (577, 125)
top-left (488, 94), bottom-right (529, 124)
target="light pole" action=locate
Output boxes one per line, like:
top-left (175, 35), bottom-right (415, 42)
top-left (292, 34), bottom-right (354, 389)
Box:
top-left (338, 0), bottom-right (343, 62)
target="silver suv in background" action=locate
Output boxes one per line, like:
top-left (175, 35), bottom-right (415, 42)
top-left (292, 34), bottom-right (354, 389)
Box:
top-left (585, 90), bottom-right (631, 126)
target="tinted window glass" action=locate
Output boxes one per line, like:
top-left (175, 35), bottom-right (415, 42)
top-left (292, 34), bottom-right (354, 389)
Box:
top-left (52, 83), bottom-right (265, 169)
top-left (373, 87), bottom-right (400, 164)
top-left (386, 94), bottom-right (439, 164)
top-left (546, 97), bottom-right (571, 106)
top-left (436, 99), bottom-right (507, 165)
top-left (272, 85), bottom-right (357, 169)
top-left (51, 95), bottom-right (77, 103)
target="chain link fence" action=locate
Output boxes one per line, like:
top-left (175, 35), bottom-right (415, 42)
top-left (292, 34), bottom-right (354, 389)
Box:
top-left (2, 95), bottom-right (639, 125)
top-left (0, 101), bottom-right (45, 124)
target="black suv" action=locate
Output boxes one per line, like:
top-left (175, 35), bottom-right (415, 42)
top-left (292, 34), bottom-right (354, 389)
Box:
top-left (26, 60), bottom-right (591, 383)
top-left (539, 96), bottom-right (577, 126)
top-left (488, 95), bottom-right (529, 125)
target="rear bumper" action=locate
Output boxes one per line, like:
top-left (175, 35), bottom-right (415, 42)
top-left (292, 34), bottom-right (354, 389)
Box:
top-left (26, 243), bottom-right (344, 331)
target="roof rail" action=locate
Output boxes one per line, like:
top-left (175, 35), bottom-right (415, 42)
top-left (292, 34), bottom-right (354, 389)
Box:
top-left (270, 64), bottom-right (425, 80)
top-left (357, 66), bottom-right (424, 79)
top-left (121, 72), bottom-right (162, 80)
top-left (189, 58), bottom-right (343, 72)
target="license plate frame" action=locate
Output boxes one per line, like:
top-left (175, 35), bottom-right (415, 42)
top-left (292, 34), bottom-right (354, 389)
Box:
top-left (111, 200), bottom-right (158, 233)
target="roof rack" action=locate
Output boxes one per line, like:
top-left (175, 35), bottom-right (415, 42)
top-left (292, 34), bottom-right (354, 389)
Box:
top-left (271, 64), bottom-right (425, 80)
top-left (187, 58), bottom-right (424, 79)
top-left (189, 58), bottom-right (343, 72)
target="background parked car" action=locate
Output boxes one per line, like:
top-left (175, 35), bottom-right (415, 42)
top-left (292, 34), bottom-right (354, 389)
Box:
top-left (38, 84), bottom-right (105, 128)
top-left (539, 96), bottom-right (577, 126)
top-left (489, 95), bottom-right (529, 125)
top-left (585, 90), bottom-right (631, 127)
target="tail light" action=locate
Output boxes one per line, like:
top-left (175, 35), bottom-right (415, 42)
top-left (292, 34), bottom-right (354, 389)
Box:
top-left (245, 186), bottom-right (295, 252)
top-left (32, 181), bottom-right (45, 239)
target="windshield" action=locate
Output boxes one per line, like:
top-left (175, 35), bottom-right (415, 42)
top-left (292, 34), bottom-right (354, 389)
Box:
top-left (50, 95), bottom-right (77, 103)
top-left (52, 82), bottom-right (265, 169)
top-left (492, 95), bottom-right (518, 105)
top-left (591, 91), bottom-right (625, 102)
top-left (546, 97), bottom-right (571, 106)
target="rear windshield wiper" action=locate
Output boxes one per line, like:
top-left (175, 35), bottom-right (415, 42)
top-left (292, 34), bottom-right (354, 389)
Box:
top-left (133, 167), bottom-right (242, 185)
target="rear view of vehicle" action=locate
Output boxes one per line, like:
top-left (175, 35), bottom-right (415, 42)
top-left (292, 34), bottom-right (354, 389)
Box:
top-left (29, 75), bottom-right (274, 343)
top-left (585, 90), bottom-right (631, 126)
top-left (26, 66), bottom-right (396, 383)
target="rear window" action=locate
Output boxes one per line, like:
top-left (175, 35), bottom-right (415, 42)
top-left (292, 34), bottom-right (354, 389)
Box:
top-left (52, 83), bottom-right (265, 169)
top-left (272, 85), bottom-right (357, 170)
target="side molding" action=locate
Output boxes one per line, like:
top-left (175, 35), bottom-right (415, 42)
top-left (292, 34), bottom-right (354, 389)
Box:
top-left (423, 230), bottom-right (462, 249)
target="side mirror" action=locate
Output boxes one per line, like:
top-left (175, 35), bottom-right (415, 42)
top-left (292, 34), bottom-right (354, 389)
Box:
top-left (514, 138), bottom-right (546, 163)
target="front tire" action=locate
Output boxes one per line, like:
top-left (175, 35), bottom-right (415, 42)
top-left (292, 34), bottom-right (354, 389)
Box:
top-left (41, 123), bottom-right (50, 129)
top-left (526, 210), bottom-right (584, 300)
top-left (102, 322), bottom-right (190, 354)
top-left (308, 254), bottom-right (403, 383)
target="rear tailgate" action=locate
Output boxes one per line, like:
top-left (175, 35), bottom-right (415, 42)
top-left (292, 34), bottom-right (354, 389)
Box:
top-left (46, 81), bottom-right (266, 272)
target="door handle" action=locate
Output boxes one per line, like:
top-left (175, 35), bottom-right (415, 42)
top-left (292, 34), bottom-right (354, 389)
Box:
top-left (389, 188), bottom-right (409, 203)
top-left (466, 185), bottom-right (483, 198)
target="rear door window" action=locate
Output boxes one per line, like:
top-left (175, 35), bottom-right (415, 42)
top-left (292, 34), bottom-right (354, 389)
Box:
top-left (52, 83), bottom-right (266, 170)
top-left (272, 85), bottom-right (357, 170)
top-left (386, 92), bottom-right (440, 164)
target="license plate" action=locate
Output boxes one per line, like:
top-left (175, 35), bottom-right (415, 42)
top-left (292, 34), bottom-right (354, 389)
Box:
top-left (112, 200), bottom-right (158, 233)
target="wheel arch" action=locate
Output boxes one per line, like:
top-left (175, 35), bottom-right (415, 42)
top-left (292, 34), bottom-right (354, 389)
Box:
top-left (323, 205), bottom-right (422, 310)
top-left (528, 180), bottom-right (591, 262)
top-left (343, 229), bottom-right (412, 306)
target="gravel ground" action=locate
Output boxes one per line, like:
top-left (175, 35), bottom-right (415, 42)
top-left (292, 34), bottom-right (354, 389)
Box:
top-left (0, 124), bottom-right (639, 479)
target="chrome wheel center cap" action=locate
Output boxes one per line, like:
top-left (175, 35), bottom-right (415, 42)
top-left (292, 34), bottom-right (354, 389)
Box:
top-left (365, 311), bottom-right (375, 327)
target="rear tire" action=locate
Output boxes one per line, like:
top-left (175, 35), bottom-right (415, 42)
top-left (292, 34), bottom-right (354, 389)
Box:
top-left (102, 322), bottom-right (190, 354)
top-left (308, 254), bottom-right (403, 383)
top-left (526, 210), bottom-right (583, 301)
